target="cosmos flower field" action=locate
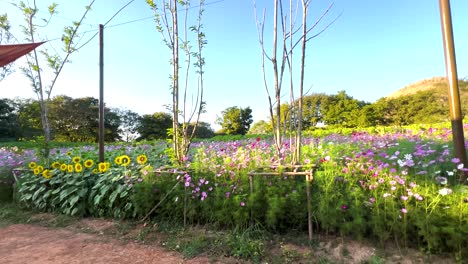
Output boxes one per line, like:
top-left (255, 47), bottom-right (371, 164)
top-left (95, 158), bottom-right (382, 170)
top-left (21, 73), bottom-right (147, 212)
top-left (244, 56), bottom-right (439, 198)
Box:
top-left (1, 124), bottom-right (467, 259)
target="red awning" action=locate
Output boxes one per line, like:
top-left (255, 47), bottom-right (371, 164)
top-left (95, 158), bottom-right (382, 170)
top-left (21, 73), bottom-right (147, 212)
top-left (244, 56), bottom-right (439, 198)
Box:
top-left (0, 42), bottom-right (45, 67)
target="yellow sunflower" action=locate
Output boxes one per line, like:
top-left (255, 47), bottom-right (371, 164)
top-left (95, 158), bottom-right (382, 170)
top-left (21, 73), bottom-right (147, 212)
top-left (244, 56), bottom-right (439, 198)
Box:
top-left (66, 151), bottom-right (72, 156)
top-left (33, 168), bottom-right (41, 175)
top-left (36, 166), bottom-right (44, 173)
top-left (114, 156), bottom-right (122, 165)
top-left (42, 169), bottom-right (53, 179)
top-left (67, 165), bottom-right (74, 173)
top-left (75, 163), bottom-right (83, 173)
top-left (28, 161), bottom-right (37, 169)
top-left (120, 155), bottom-right (131, 167)
top-left (60, 164), bottom-right (68, 171)
top-left (84, 159), bottom-right (94, 168)
top-left (98, 162), bottom-right (108, 173)
top-left (51, 161), bottom-right (61, 169)
top-left (137, 154), bottom-right (148, 165)
top-left (92, 168), bottom-right (98, 174)
top-left (72, 156), bottom-right (81, 163)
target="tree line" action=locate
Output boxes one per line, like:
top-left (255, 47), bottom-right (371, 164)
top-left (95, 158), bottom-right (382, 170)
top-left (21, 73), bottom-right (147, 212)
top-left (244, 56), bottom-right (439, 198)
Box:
top-left (249, 79), bottom-right (468, 134)
top-left (0, 95), bottom-right (217, 142)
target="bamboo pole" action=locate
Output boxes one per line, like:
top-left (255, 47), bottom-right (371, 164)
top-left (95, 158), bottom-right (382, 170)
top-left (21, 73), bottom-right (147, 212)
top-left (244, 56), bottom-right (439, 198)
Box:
top-left (439, 0), bottom-right (467, 183)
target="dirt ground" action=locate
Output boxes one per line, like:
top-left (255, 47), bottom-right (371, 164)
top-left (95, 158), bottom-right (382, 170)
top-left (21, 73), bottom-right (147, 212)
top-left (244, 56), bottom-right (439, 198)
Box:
top-left (0, 220), bottom-right (458, 264)
top-left (0, 224), bottom-right (212, 264)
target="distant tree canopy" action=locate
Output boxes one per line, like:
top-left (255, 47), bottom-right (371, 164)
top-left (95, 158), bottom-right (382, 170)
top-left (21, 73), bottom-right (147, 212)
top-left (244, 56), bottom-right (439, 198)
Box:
top-left (217, 106), bottom-right (253, 135)
top-left (271, 79), bottom-right (468, 130)
top-left (137, 112), bottom-right (173, 141)
top-left (1, 78), bottom-right (467, 141)
top-left (0, 99), bottom-right (19, 140)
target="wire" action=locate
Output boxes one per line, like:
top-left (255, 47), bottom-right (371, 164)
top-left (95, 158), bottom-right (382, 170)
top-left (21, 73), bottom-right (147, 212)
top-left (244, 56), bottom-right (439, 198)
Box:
top-left (27, 0), bottom-right (227, 47)
top-left (104, 0), bottom-right (136, 26)
top-left (105, 0), bottom-right (227, 29)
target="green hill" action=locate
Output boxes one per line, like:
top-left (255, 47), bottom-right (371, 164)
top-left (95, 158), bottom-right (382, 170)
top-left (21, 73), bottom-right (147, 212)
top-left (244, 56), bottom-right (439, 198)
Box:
top-left (386, 76), bottom-right (468, 101)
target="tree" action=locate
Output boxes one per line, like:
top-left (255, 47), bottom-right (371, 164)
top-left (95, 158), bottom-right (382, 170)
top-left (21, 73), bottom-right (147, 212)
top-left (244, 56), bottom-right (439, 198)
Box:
top-left (253, 0), bottom-right (339, 163)
top-left (137, 112), bottom-right (173, 141)
top-left (147, 0), bottom-right (207, 163)
top-left (248, 120), bottom-right (271, 135)
top-left (217, 106), bottom-right (253, 135)
top-left (302, 93), bottom-right (329, 129)
top-left (321, 91), bottom-right (367, 128)
top-left (0, 99), bottom-right (19, 140)
top-left (16, 98), bottom-right (42, 139)
top-left (186, 122), bottom-right (214, 138)
top-left (114, 108), bottom-right (141, 142)
top-left (11, 1), bottom-right (95, 156)
top-left (0, 14), bottom-right (14, 81)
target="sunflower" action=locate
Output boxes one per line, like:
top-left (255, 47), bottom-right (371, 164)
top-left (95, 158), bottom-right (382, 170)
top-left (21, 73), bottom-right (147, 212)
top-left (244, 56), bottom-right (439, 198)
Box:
top-left (42, 169), bottom-right (53, 179)
top-left (92, 168), bottom-right (98, 174)
top-left (137, 154), bottom-right (148, 165)
top-left (51, 161), bottom-right (60, 169)
top-left (75, 163), bottom-right (83, 173)
top-left (67, 165), bottom-right (74, 173)
top-left (114, 156), bottom-right (122, 165)
top-left (84, 159), bottom-right (94, 168)
top-left (33, 168), bottom-right (41, 175)
top-left (28, 161), bottom-right (37, 169)
top-left (60, 164), bottom-right (68, 171)
top-left (72, 156), bottom-right (81, 163)
top-left (98, 162), bottom-right (108, 173)
top-left (120, 155), bottom-right (131, 167)
top-left (66, 151), bottom-right (72, 156)
top-left (36, 166), bottom-right (44, 173)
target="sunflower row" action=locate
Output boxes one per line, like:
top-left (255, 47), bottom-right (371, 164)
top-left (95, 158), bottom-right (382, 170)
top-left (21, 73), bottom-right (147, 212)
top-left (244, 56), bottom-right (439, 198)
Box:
top-left (26, 154), bottom-right (148, 179)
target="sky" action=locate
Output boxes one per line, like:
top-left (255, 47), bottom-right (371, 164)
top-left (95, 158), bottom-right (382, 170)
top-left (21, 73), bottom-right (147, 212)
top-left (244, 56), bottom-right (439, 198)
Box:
top-left (1, 0), bottom-right (467, 130)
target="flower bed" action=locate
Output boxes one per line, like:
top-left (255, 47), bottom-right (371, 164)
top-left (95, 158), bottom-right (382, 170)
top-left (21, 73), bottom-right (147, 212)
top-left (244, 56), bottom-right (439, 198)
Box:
top-left (7, 126), bottom-right (468, 260)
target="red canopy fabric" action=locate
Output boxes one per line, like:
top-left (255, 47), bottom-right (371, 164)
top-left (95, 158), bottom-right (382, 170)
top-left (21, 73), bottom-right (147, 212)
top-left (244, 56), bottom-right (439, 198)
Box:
top-left (0, 42), bottom-right (45, 67)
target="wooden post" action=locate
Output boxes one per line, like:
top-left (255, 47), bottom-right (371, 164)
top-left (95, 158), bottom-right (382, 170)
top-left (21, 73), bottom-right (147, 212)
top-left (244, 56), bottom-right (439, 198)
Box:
top-left (306, 171), bottom-right (313, 241)
top-left (98, 24), bottom-right (105, 163)
top-left (249, 174), bottom-right (254, 226)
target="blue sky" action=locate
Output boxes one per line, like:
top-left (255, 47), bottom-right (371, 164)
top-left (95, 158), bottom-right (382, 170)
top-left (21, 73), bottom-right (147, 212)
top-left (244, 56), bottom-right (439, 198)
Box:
top-left (1, 0), bottom-right (467, 129)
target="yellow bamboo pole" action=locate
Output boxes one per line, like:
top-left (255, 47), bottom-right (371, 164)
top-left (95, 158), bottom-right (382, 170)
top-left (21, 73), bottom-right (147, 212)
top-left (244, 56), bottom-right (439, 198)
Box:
top-left (439, 0), bottom-right (467, 183)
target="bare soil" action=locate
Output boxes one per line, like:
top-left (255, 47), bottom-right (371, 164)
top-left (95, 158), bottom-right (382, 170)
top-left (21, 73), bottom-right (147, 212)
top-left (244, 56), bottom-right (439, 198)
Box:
top-left (0, 224), bottom-right (212, 264)
top-left (0, 218), bottom-right (458, 264)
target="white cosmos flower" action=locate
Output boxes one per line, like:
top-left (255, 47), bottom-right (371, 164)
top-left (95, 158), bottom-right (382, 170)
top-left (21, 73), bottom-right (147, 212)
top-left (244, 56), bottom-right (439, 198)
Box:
top-left (438, 188), bottom-right (453, 196)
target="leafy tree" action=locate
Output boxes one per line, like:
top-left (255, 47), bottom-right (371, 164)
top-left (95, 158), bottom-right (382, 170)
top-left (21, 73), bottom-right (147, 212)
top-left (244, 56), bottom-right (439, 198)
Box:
top-left (321, 91), bottom-right (368, 128)
top-left (16, 98), bottom-right (42, 139)
top-left (0, 14), bottom-right (14, 81)
top-left (217, 106), bottom-right (253, 135)
top-left (137, 112), bottom-right (173, 141)
top-left (302, 93), bottom-right (329, 129)
top-left (248, 120), bottom-right (272, 135)
top-left (0, 99), bottom-right (19, 140)
top-left (10, 1), bottom-right (95, 156)
top-left (185, 122), bottom-right (214, 139)
top-left (147, 0), bottom-right (207, 163)
top-left (114, 108), bottom-right (141, 142)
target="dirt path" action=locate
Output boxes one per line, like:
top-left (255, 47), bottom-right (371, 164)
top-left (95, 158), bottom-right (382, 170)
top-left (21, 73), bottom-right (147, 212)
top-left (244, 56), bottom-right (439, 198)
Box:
top-left (0, 224), bottom-right (212, 264)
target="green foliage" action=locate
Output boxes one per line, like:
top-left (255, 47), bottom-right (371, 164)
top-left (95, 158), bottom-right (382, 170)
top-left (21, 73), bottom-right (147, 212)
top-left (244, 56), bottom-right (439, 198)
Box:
top-left (217, 106), bottom-right (253, 135)
top-left (0, 99), bottom-right (20, 141)
top-left (248, 120), bottom-right (272, 135)
top-left (0, 13), bottom-right (14, 80)
top-left (137, 112), bottom-right (172, 141)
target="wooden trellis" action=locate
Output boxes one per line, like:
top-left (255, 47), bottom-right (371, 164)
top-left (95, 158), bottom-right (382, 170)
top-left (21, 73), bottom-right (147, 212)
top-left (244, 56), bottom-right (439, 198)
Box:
top-left (247, 164), bottom-right (317, 241)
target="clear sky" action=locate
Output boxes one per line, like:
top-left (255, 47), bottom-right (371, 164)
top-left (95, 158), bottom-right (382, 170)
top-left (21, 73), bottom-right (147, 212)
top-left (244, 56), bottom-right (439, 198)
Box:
top-left (1, 0), bottom-right (467, 129)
